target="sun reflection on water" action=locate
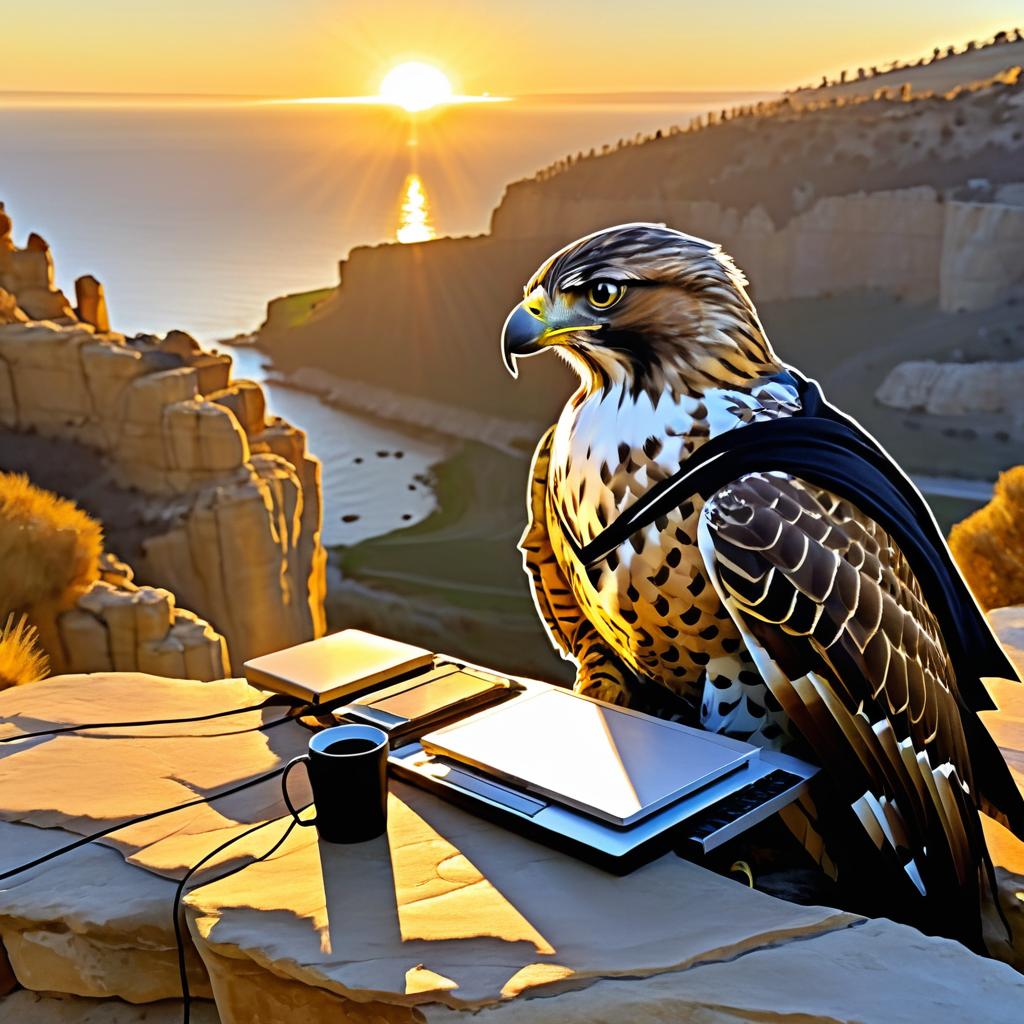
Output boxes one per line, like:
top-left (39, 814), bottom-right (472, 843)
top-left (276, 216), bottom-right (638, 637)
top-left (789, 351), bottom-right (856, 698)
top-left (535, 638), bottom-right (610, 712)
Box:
top-left (396, 173), bottom-right (436, 244)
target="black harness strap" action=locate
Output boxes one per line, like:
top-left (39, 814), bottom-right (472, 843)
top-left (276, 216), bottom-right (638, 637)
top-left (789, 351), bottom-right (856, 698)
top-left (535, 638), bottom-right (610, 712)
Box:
top-left (558, 371), bottom-right (1017, 713)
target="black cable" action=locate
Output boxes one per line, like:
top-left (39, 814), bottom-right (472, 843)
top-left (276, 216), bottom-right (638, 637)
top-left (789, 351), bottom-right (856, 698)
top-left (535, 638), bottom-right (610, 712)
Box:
top-left (0, 692), bottom-right (325, 1022)
top-left (137, 706), bottom-right (309, 741)
top-left (186, 708), bottom-right (308, 739)
top-left (0, 764), bottom-right (287, 883)
top-left (7, 706), bottom-right (305, 744)
top-left (0, 695), bottom-right (301, 744)
top-left (0, 688), bottom-right (347, 1021)
top-left (172, 810), bottom-right (304, 1023)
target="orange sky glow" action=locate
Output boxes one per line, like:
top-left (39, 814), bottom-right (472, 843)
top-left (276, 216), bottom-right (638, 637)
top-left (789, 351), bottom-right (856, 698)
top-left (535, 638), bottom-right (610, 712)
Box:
top-left (3, 1), bottom-right (1021, 100)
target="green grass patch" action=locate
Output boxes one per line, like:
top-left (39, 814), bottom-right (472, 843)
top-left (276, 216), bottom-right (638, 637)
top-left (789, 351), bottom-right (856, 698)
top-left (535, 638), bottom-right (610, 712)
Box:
top-left (335, 441), bottom-right (537, 615)
top-left (265, 287), bottom-right (336, 331)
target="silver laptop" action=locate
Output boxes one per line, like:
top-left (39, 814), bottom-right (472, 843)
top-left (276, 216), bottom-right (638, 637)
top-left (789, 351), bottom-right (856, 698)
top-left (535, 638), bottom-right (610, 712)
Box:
top-left (421, 688), bottom-right (757, 827)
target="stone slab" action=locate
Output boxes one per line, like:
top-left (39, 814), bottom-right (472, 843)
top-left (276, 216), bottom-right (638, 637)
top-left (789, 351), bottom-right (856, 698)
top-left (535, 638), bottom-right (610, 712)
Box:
top-left (0, 673), bottom-right (309, 879)
top-left (2, 654), bottom-right (1024, 1019)
top-left (423, 918), bottom-right (1024, 1024)
top-left (0, 991), bottom-right (219, 1023)
top-left (0, 673), bottom-right (852, 1014)
top-left (184, 780), bottom-right (856, 1012)
top-left (0, 820), bottom-right (210, 1003)
top-left (0, 673), bottom-right (306, 1004)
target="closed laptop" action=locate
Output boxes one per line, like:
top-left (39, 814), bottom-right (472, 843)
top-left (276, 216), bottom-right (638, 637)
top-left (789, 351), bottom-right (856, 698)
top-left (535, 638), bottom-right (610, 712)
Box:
top-left (243, 629), bottom-right (433, 705)
top-left (422, 688), bottom-right (756, 827)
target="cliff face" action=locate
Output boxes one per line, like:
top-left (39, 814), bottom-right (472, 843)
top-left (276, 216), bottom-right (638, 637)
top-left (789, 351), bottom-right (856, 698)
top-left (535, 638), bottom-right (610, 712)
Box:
top-left (266, 234), bottom-right (581, 428)
top-left (260, 69), bottom-right (1024, 428)
top-left (0, 206), bottom-right (326, 672)
top-left (498, 187), bottom-right (1024, 314)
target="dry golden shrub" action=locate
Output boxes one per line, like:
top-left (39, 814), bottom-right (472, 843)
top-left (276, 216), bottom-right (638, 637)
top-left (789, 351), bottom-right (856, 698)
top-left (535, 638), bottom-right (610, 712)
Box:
top-left (949, 466), bottom-right (1024, 611)
top-left (0, 613), bottom-right (49, 688)
top-left (0, 471), bottom-right (103, 619)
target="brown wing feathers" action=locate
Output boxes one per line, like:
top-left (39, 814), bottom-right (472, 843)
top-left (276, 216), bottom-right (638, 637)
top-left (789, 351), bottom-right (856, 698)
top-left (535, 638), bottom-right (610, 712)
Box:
top-left (702, 471), bottom-right (992, 938)
top-left (706, 474), bottom-right (964, 757)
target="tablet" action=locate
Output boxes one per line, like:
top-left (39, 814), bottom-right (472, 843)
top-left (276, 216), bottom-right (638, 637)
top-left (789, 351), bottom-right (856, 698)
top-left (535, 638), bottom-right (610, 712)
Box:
top-left (340, 664), bottom-right (514, 742)
top-left (421, 688), bottom-right (756, 827)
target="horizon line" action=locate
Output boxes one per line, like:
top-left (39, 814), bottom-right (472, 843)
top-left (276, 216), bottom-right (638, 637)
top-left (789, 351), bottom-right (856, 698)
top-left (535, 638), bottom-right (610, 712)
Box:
top-left (0, 86), bottom-right (776, 107)
top-left (261, 94), bottom-right (512, 107)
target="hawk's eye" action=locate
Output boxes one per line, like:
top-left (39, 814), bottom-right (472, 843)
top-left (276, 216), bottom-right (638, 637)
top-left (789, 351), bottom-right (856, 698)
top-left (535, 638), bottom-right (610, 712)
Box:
top-left (586, 281), bottom-right (624, 310)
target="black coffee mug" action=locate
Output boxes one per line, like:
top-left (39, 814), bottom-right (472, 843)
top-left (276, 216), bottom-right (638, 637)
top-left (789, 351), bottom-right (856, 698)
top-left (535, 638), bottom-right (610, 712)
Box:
top-left (282, 724), bottom-right (389, 843)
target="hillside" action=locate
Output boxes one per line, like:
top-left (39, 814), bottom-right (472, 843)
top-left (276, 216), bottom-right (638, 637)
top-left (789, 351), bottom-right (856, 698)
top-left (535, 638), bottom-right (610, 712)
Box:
top-left (259, 63), bottom-right (1024, 438)
top-left (788, 30), bottom-right (1024, 105)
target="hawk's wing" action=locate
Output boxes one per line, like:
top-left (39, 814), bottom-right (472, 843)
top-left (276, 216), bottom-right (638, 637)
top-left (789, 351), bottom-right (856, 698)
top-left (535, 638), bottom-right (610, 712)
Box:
top-left (698, 471), bottom-right (992, 938)
top-left (519, 426), bottom-right (636, 704)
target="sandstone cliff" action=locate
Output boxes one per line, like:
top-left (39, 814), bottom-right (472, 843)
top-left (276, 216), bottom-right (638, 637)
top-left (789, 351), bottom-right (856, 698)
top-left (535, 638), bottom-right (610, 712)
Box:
top-left (0, 206), bottom-right (326, 672)
top-left (259, 68), bottom-right (1024, 428)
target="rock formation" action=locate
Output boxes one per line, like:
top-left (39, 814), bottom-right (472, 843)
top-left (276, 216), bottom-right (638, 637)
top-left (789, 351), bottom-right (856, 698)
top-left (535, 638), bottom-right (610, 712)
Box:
top-left (0, 207), bottom-right (326, 672)
top-left (0, 211), bottom-right (75, 322)
top-left (74, 274), bottom-right (109, 333)
top-left (58, 554), bottom-right (229, 682)
top-left (3, 667), bottom-right (1024, 1018)
top-left (876, 359), bottom-right (1024, 420)
top-left (493, 186), bottom-right (1024, 312)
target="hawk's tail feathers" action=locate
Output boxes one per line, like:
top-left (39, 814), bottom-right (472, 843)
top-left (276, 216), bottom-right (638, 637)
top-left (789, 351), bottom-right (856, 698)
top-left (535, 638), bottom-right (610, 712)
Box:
top-left (962, 707), bottom-right (1024, 840)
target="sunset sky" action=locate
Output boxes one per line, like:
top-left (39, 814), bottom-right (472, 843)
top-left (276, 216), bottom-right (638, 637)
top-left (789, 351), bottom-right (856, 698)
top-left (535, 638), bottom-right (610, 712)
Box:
top-left (5, 0), bottom-right (1022, 99)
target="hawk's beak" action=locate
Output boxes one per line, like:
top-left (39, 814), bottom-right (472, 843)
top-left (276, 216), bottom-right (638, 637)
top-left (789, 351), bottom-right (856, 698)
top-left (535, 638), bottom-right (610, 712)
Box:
top-left (501, 289), bottom-right (601, 378)
top-left (501, 303), bottom-right (546, 378)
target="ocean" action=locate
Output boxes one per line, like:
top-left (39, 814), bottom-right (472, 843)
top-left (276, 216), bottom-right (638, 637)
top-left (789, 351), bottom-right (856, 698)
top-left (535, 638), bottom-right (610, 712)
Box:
top-left (0, 92), bottom-right (766, 542)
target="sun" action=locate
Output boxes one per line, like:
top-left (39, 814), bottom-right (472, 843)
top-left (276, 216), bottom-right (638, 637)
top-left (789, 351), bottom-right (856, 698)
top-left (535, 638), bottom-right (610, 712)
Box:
top-left (379, 62), bottom-right (453, 113)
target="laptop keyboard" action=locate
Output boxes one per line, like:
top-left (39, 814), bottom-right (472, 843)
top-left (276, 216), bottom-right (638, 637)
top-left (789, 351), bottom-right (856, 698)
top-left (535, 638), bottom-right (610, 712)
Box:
top-left (684, 769), bottom-right (804, 844)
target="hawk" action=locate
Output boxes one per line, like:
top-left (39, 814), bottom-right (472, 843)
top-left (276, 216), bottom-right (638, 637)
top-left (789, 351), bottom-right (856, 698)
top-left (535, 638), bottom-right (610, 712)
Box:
top-left (501, 223), bottom-right (1023, 949)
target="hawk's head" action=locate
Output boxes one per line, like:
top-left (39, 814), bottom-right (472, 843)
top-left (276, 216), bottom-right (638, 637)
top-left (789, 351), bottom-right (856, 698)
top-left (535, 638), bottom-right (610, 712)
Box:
top-left (501, 223), bottom-right (781, 398)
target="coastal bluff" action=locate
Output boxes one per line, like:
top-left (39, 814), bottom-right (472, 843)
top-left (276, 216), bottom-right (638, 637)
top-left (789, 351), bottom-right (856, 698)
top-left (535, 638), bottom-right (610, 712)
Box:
top-left (258, 64), bottom-right (1024, 429)
top-left (0, 205), bottom-right (326, 672)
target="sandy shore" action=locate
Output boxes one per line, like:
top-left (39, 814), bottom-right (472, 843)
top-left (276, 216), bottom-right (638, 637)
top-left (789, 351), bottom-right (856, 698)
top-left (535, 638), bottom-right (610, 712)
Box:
top-left (267, 366), bottom-right (541, 455)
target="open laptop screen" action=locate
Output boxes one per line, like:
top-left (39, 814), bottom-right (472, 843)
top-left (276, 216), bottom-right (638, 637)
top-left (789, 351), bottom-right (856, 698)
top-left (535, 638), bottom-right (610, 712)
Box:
top-left (421, 688), bottom-right (756, 827)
